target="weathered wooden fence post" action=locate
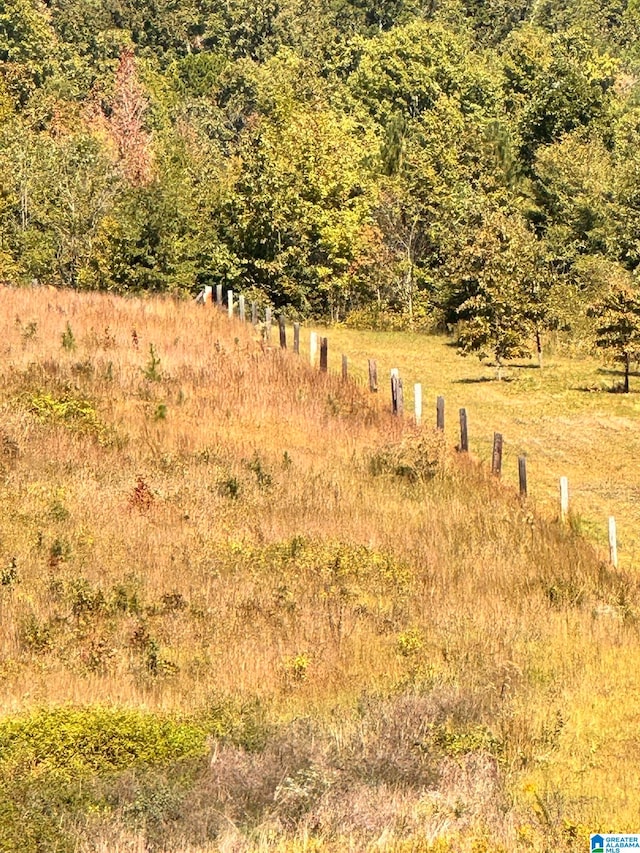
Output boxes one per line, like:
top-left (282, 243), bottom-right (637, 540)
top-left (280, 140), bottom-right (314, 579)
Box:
top-left (319, 337), bottom-right (328, 372)
top-left (265, 307), bottom-right (272, 343)
top-left (342, 355), bottom-right (348, 381)
top-left (459, 408), bottom-right (468, 452)
top-left (491, 432), bottom-right (503, 476)
top-left (390, 369), bottom-right (403, 416)
top-left (310, 332), bottom-right (318, 366)
top-left (560, 476), bottom-right (569, 522)
top-left (414, 383), bottom-right (422, 425)
top-left (238, 294), bottom-right (245, 322)
top-left (227, 290), bottom-right (234, 318)
top-left (609, 516), bottom-right (618, 567)
top-left (436, 396), bottom-right (445, 431)
top-left (391, 369), bottom-right (399, 415)
top-left (278, 315), bottom-right (287, 349)
top-left (293, 323), bottom-right (300, 354)
top-left (518, 455), bottom-right (527, 498)
top-left (216, 284), bottom-right (223, 306)
top-left (368, 359), bottom-right (378, 393)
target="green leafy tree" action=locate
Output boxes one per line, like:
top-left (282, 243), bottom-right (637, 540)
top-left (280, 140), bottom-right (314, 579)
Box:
top-left (376, 96), bottom-right (481, 324)
top-left (608, 109), bottom-right (640, 273)
top-left (532, 132), bottom-right (613, 263)
top-left (97, 177), bottom-right (197, 294)
top-left (218, 54), bottom-right (379, 315)
top-left (532, 0), bottom-right (634, 50)
top-left (0, 123), bottom-right (119, 286)
top-left (454, 211), bottom-right (550, 377)
top-left (591, 276), bottom-right (640, 392)
top-left (460, 0), bottom-right (535, 44)
top-left (350, 20), bottom-right (496, 126)
top-left (502, 26), bottom-right (617, 167)
top-left (28, 133), bottom-right (119, 288)
top-left (349, 19), bottom-right (505, 325)
top-left (0, 0), bottom-right (57, 106)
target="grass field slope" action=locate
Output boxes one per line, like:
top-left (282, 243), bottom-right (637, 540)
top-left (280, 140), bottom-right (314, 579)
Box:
top-left (0, 287), bottom-right (639, 852)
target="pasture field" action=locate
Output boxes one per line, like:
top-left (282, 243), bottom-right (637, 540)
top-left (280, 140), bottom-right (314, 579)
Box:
top-left (314, 325), bottom-right (640, 565)
top-left (0, 288), bottom-right (639, 851)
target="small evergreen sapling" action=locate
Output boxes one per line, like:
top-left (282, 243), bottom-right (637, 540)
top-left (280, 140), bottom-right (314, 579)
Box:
top-left (61, 322), bottom-right (76, 351)
top-left (591, 281), bottom-right (640, 393)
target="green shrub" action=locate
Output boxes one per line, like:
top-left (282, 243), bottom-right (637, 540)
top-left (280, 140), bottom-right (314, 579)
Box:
top-left (1, 557), bottom-right (18, 588)
top-left (397, 627), bottom-right (424, 657)
top-left (109, 580), bottom-right (142, 615)
top-left (0, 779), bottom-right (78, 853)
top-left (218, 475), bottom-right (240, 499)
top-left (245, 451), bottom-right (273, 489)
top-left (66, 577), bottom-right (106, 618)
top-left (25, 391), bottom-right (116, 445)
top-left (0, 707), bottom-right (207, 781)
top-left (368, 431), bottom-right (447, 483)
top-left (142, 344), bottom-right (162, 381)
top-left (427, 722), bottom-right (502, 758)
top-left (202, 695), bottom-right (272, 752)
top-left (0, 707), bottom-right (208, 853)
top-left (61, 322), bottom-right (76, 351)
top-left (19, 319), bottom-right (38, 342)
top-left (19, 613), bottom-right (54, 653)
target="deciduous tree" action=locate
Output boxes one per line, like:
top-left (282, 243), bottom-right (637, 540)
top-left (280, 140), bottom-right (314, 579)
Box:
top-left (591, 275), bottom-right (640, 392)
top-left (454, 210), bottom-right (551, 377)
top-left (108, 48), bottom-right (153, 186)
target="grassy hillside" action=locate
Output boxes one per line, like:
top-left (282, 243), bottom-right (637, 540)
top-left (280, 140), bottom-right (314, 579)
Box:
top-left (0, 288), bottom-right (639, 851)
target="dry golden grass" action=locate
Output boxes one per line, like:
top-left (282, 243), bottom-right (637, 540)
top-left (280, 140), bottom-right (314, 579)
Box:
top-left (1, 287), bottom-right (640, 850)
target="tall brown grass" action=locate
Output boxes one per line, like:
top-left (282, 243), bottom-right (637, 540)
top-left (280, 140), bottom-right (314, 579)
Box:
top-left (1, 287), bottom-right (639, 850)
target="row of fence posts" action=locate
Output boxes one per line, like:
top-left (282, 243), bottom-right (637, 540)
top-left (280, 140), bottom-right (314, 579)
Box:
top-left (384, 365), bottom-right (620, 568)
top-left (199, 285), bottom-right (333, 369)
top-left (198, 285), bottom-right (622, 568)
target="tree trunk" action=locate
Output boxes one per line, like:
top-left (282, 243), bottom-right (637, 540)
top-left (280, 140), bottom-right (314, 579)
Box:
top-left (624, 351), bottom-right (630, 393)
top-left (535, 328), bottom-right (543, 369)
top-left (20, 177), bottom-right (28, 230)
top-left (405, 253), bottom-right (414, 325)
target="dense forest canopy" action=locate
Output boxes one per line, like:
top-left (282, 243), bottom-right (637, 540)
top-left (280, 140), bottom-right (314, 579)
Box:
top-left (2, 0), bottom-right (640, 344)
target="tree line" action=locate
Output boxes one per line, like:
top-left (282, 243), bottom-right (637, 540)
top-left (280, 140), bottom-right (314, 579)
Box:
top-left (2, 0), bottom-right (640, 378)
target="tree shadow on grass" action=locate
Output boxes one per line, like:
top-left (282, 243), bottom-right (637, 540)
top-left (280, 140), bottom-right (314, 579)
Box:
top-left (576, 367), bottom-right (640, 393)
top-left (596, 367), bottom-right (640, 378)
top-left (603, 381), bottom-right (640, 394)
top-left (576, 382), bottom-right (636, 394)
top-left (454, 376), bottom-right (509, 384)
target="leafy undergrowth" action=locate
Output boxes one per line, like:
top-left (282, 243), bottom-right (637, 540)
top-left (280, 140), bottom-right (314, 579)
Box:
top-left (0, 695), bottom-right (511, 853)
top-left (0, 288), bottom-right (638, 849)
